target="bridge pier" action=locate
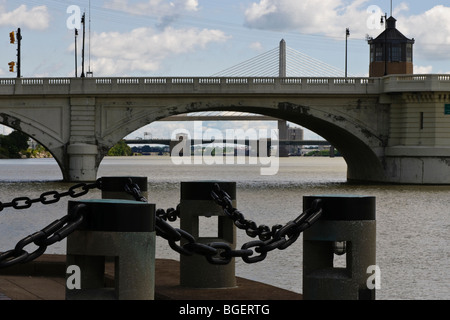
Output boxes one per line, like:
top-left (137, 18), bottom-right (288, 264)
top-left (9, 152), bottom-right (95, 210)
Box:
top-left (67, 143), bottom-right (99, 182)
top-left (384, 148), bottom-right (450, 184)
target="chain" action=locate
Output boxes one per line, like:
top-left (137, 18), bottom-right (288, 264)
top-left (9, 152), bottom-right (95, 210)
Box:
top-left (152, 184), bottom-right (323, 265)
top-left (0, 178), bottom-right (103, 212)
top-left (0, 177), bottom-right (323, 268)
top-left (0, 179), bottom-right (102, 269)
top-left (124, 178), bottom-right (148, 202)
top-left (209, 183), bottom-right (323, 263)
top-left (0, 203), bottom-right (87, 268)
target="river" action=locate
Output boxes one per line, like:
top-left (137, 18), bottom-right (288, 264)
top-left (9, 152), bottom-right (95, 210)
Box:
top-left (0, 156), bottom-right (448, 300)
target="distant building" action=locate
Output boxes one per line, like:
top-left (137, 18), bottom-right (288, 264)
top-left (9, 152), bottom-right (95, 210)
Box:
top-left (368, 16), bottom-right (415, 77)
top-left (287, 126), bottom-right (304, 155)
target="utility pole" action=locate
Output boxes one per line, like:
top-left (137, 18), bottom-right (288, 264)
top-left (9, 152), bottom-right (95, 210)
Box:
top-left (75, 29), bottom-right (78, 77)
top-left (81, 12), bottom-right (86, 78)
top-left (345, 28), bottom-right (350, 78)
top-left (17, 28), bottom-right (22, 78)
top-left (87, 0), bottom-right (93, 77)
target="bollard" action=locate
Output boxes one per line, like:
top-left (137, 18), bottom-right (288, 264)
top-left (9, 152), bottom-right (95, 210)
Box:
top-left (101, 176), bottom-right (148, 201)
top-left (179, 181), bottom-right (237, 288)
top-left (65, 199), bottom-right (156, 300)
top-left (302, 195), bottom-right (376, 300)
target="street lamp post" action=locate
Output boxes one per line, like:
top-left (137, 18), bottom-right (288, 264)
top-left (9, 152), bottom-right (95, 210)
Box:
top-left (380, 13), bottom-right (387, 76)
top-left (75, 29), bottom-right (78, 77)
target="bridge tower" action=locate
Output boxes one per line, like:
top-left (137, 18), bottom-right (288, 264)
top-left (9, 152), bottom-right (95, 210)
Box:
top-left (368, 16), bottom-right (414, 77)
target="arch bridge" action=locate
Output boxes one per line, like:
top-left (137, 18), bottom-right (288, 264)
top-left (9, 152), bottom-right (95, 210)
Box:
top-left (0, 75), bottom-right (450, 184)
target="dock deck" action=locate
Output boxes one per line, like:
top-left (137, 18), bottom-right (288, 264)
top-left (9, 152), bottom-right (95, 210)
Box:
top-left (0, 254), bottom-right (302, 300)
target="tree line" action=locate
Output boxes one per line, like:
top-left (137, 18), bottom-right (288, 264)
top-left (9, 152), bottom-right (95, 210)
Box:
top-left (0, 131), bottom-right (29, 158)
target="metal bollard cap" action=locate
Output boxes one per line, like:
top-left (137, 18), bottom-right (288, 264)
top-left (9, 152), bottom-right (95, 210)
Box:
top-left (303, 195), bottom-right (375, 221)
top-left (68, 199), bottom-right (155, 232)
top-left (181, 181), bottom-right (236, 200)
top-left (101, 176), bottom-right (148, 192)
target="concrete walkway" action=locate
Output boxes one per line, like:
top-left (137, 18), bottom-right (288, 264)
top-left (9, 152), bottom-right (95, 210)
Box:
top-left (0, 254), bottom-right (302, 300)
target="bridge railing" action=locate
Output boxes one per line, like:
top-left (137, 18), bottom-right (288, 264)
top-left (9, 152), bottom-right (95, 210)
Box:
top-left (0, 76), bottom-right (382, 95)
top-left (1, 75), bottom-right (450, 95)
top-left (382, 74), bottom-right (450, 92)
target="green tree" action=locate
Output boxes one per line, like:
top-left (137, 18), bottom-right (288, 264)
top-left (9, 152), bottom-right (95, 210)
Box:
top-left (107, 140), bottom-right (133, 156)
top-left (0, 131), bottom-right (29, 158)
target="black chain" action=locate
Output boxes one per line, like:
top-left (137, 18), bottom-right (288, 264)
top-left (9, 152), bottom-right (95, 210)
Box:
top-left (0, 203), bottom-right (87, 268)
top-left (0, 177), bottom-right (323, 268)
top-left (124, 178), bottom-right (148, 202)
top-left (0, 179), bottom-right (103, 212)
top-left (0, 179), bottom-right (103, 269)
top-left (209, 183), bottom-right (323, 263)
top-left (152, 184), bottom-right (323, 265)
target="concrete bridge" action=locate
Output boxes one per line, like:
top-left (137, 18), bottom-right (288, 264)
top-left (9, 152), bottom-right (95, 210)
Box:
top-left (1, 74), bottom-right (450, 184)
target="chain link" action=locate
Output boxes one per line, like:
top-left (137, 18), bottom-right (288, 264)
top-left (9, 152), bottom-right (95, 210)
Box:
top-left (0, 204), bottom-right (87, 268)
top-left (0, 179), bottom-right (102, 212)
top-left (152, 183), bottom-right (323, 265)
top-left (209, 183), bottom-right (323, 263)
top-left (124, 178), bottom-right (148, 202)
top-left (0, 179), bottom-right (102, 269)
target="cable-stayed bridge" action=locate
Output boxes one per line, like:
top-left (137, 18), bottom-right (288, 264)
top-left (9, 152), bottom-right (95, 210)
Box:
top-left (212, 39), bottom-right (349, 78)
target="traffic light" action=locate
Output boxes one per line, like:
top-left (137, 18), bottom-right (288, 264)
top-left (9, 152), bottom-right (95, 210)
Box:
top-left (8, 62), bottom-right (15, 73)
top-left (9, 31), bottom-right (15, 44)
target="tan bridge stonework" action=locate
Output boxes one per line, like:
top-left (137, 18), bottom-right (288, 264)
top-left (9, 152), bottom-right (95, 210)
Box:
top-left (1, 75), bottom-right (450, 184)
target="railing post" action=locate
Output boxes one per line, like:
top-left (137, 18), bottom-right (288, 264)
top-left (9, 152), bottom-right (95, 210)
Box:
top-left (302, 195), bottom-right (376, 300)
top-left (179, 181), bottom-right (236, 288)
top-left (65, 199), bottom-right (155, 300)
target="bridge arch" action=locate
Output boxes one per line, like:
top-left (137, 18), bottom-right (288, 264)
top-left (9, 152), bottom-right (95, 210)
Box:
top-left (0, 115), bottom-right (68, 181)
top-left (98, 97), bottom-right (388, 183)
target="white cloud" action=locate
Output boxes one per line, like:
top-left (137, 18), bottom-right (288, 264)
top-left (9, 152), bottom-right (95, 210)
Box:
top-left (243, 0), bottom-right (407, 39)
top-left (88, 26), bottom-right (230, 75)
top-left (244, 0), bottom-right (364, 37)
top-left (414, 65), bottom-right (432, 74)
top-left (244, 1), bottom-right (450, 62)
top-left (249, 41), bottom-right (264, 51)
top-left (397, 5), bottom-right (450, 60)
top-left (0, 3), bottom-right (49, 30)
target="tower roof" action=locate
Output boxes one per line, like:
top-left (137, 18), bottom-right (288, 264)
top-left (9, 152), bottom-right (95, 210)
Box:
top-left (368, 16), bottom-right (415, 44)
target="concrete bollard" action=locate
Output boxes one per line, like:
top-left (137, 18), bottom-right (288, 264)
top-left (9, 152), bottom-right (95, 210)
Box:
top-left (65, 199), bottom-right (156, 300)
top-left (302, 195), bottom-right (376, 300)
top-left (179, 181), bottom-right (237, 288)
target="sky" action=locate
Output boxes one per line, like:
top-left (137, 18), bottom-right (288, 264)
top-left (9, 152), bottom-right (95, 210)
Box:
top-left (1, 0), bottom-right (450, 140)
